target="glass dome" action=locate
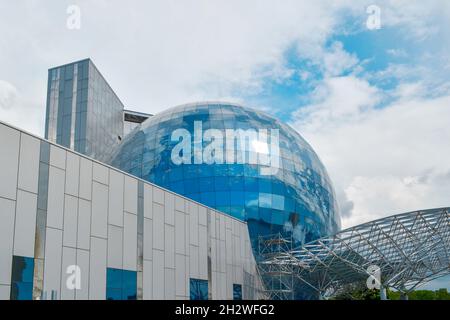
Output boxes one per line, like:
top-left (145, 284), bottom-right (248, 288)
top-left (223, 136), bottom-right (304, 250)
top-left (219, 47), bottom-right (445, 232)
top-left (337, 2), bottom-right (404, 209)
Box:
top-left (107, 102), bottom-right (340, 248)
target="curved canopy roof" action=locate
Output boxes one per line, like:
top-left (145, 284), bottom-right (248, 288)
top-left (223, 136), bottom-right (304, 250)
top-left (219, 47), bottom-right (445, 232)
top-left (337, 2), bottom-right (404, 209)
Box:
top-left (258, 207), bottom-right (450, 299)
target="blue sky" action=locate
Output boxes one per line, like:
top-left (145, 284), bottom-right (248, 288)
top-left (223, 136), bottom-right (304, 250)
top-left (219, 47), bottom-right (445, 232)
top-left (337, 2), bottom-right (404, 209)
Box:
top-left (0, 0), bottom-right (449, 290)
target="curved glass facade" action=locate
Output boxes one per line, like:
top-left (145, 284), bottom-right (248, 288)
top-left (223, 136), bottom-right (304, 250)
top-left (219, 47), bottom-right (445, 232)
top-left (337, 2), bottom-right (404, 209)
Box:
top-left (107, 102), bottom-right (340, 249)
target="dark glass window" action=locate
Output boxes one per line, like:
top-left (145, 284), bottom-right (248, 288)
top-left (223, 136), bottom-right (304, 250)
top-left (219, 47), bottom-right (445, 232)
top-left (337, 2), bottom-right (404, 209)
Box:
top-left (233, 284), bottom-right (242, 300)
top-left (106, 268), bottom-right (137, 300)
top-left (190, 278), bottom-right (208, 300)
top-left (10, 256), bottom-right (34, 300)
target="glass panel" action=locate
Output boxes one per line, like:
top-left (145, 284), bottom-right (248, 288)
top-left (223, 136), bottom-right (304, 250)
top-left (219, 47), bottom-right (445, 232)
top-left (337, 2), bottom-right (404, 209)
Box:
top-left (233, 284), bottom-right (242, 300)
top-left (190, 278), bottom-right (208, 300)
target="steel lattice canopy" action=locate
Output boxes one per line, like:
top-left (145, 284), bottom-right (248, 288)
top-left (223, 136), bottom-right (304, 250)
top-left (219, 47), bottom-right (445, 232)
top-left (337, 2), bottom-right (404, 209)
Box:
top-left (259, 207), bottom-right (450, 299)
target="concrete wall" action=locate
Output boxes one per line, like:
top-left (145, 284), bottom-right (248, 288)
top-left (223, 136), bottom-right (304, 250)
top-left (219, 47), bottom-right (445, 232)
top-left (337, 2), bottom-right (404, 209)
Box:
top-left (0, 121), bottom-right (263, 300)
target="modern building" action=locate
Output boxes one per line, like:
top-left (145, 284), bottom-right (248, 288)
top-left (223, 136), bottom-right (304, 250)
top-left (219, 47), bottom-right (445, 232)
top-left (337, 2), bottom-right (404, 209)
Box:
top-left (0, 59), bottom-right (448, 300)
top-left (0, 120), bottom-right (263, 300)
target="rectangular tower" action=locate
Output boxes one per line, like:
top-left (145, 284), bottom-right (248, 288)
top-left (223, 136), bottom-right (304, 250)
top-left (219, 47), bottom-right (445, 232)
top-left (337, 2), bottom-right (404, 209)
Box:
top-left (45, 58), bottom-right (124, 161)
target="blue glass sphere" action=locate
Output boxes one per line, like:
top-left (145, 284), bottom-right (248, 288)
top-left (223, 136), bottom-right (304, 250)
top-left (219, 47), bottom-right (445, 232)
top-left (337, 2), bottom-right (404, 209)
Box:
top-left (108, 102), bottom-right (340, 248)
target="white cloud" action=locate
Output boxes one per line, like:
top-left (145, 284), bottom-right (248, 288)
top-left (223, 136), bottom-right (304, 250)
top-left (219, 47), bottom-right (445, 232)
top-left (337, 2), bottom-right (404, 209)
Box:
top-left (292, 77), bottom-right (450, 228)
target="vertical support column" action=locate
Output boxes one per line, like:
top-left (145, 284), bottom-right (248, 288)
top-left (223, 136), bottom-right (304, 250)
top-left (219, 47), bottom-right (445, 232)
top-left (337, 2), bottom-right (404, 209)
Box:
top-left (207, 210), bottom-right (212, 300)
top-left (32, 141), bottom-right (50, 300)
top-left (136, 181), bottom-right (144, 300)
top-left (380, 285), bottom-right (387, 300)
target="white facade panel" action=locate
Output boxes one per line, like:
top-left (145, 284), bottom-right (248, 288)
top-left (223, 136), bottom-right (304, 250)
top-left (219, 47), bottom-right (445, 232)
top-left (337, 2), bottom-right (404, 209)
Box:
top-left (153, 186), bottom-right (164, 205)
top-left (13, 190), bottom-right (37, 257)
top-left (0, 198), bottom-right (15, 285)
top-left (153, 202), bottom-right (164, 250)
top-left (164, 224), bottom-right (175, 269)
top-left (91, 182), bottom-right (108, 239)
top-left (75, 249), bottom-right (90, 300)
top-left (198, 225), bottom-right (208, 279)
top-left (174, 211), bottom-right (185, 255)
top-left (47, 166), bottom-right (65, 229)
top-left (18, 133), bottom-right (40, 194)
top-left (43, 228), bottom-right (63, 298)
top-left (198, 206), bottom-right (207, 226)
top-left (63, 194), bottom-right (78, 247)
top-left (0, 124), bottom-right (19, 200)
top-left (89, 237), bottom-right (107, 300)
top-left (143, 259), bottom-right (152, 300)
top-left (60, 246), bottom-right (76, 300)
top-left (143, 218), bottom-right (153, 260)
top-left (164, 192), bottom-right (175, 225)
top-left (65, 152), bottom-right (80, 197)
top-left (124, 175), bottom-right (137, 214)
top-left (50, 144), bottom-right (66, 170)
top-left (189, 245), bottom-right (199, 279)
top-left (175, 195), bottom-right (185, 212)
top-left (92, 162), bottom-right (108, 185)
top-left (0, 285), bottom-right (10, 300)
top-left (107, 225), bottom-right (123, 269)
top-left (79, 158), bottom-right (92, 200)
top-left (164, 268), bottom-right (175, 299)
top-left (143, 184), bottom-right (153, 219)
top-left (123, 212), bottom-right (137, 271)
top-left (77, 199), bottom-right (91, 250)
top-left (152, 249), bottom-right (164, 299)
top-left (189, 203), bottom-right (199, 246)
top-left (108, 170), bottom-right (124, 227)
top-left (175, 254), bottom-right (186, 297)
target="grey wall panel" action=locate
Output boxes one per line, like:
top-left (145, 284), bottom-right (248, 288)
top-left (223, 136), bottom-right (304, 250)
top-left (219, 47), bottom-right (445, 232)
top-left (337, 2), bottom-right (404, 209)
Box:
top-left (107, 225), bottom-right (123, 269)
top-left (89, 237), bottom-right (107, 300)
top-left (152, 249), bottom-right (164, 299)
top-left (79, 158), bottom-right (92, 200)
top-left (77, 199), bottom-right (91, 250)
top-left (108, 170), bottom-right (124, 227)
top-left (65, 152), bottom-right (80, 196)
top-left (43, 228), bottom-right (63, 298)
top-left (50, 145), bottom-right (66, 170)
top-left (18, 133), bottom-right (40, 194)
top-left (14, 190), bottom-right (37, 257)
top-left (123, 212), bottom-right (137, 271)
top-left (47, 166), bottom-right (65, 229)
top-left (75, 249), bottom-right (90, 300)
top-left (153, 202), bottom-right (164, 250)
top-left (0, 124), bottom-right (20, 200)
top-left (124, 176), bottom-right (137, 214)
top-left (63, 195), bottom-right (78, 247)
top-left (0, 198), bottom-right (15, 285)
top-left (91, 182), bottom-right (108, 239)
top-left (60, 246), bottom-right (76, 300)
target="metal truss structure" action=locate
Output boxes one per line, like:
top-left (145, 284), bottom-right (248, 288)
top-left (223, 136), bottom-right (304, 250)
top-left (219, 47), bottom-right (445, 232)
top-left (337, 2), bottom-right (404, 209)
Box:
top-left (258, 207), bottom-right (450, 299)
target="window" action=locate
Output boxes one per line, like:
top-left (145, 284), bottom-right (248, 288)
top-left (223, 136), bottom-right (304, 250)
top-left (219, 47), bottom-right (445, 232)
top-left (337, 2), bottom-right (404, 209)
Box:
top-left (106, 268), bottom-right (137, 300)
top-left (10, 256), bottom-right (34, 300)
top-left (233, 284), bottom-right (242, 300)
top-left (190, 278), bottom-right (208, 300)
